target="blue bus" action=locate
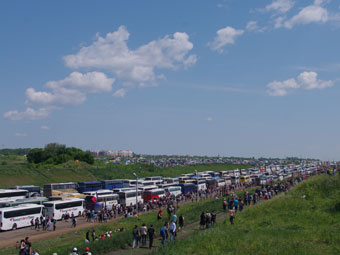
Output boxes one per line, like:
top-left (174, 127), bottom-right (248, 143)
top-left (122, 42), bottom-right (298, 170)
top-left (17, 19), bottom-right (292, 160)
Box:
top-left (77, 181), bottom-right (104, 193)
top-left (101, 180), bottom-right (124, 190)
top-left (179, 183), bottom-right (196, 195)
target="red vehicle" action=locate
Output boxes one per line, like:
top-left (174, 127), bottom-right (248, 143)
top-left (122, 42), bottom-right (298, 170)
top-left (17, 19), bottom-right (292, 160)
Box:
top-left (143, 189), bottom-right (166, 202)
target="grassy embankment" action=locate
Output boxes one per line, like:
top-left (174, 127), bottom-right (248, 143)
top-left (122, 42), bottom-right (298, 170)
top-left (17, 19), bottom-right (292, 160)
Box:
top-left (0, 155), bottom-right (251, 187)
top-left (0, 192), bottom-right (237, 255)
top-left (153, 174), bottom-right (340, 255)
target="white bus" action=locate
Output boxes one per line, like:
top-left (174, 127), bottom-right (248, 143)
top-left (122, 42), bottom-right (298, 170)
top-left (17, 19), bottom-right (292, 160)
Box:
top-left (83, 189), bottom-right (113, 196)
top-left (113, 188), bottom-right (134, 193)
top-left (0, 189), bottom-right (28, 202)
top-left (138, 185), bottom-right (158, 192)
top-left (164, 186), bottom-right (182, 197)
top-left (216, 178), bottom-right (226, 187)
top-left (123, 180), bottom-right (144, 188)
top-left (118, 190), bottom-right (143, 206)
top-left (193, 180), bottom-right (207, 191)
top-left (0, 204), bottom-right (43, 231)
top-left (85, 194), bottom-right (119, 211)
top-left (43, 198), bottom-right (84, 220)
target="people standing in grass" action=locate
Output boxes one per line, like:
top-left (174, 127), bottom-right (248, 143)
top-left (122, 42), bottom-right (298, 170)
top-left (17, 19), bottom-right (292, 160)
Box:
top-left (229, 207), bottom-right (235, 225)
top-left (157, 210), bottom-right (163, 220)
top-left (160, 223), bottom-right (169, 245)
top-left (179, 214), bottom-right (184, 230)
top-left (211, 210), bottom-right (216, 226)
top-left (82, 247), bottom-right (92, 255)
top-left (148, 224), bottom-right (155, 249)
top-left (140, 223), bottom-right (148, 247)
top-left (132, 225), bottom-right (140, 248)
top-left (205, 211), bottom-right (211, 229)
top-left (200, 211), bottom-right (206, 229)
top-left (169, 221), bottom-right (176, 241)
top-left (71, 247), bottom-right (78, 255)
top-left (32, 248), bottom-right (39, 255)
top-left (91, 229), bottom-right (96, 241)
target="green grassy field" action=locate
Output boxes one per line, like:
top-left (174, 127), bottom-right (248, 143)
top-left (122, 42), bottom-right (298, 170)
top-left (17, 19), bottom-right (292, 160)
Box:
top-left (0, 155), bottom-right (251, 187)
top-left (153, 174), bottom-right (340, 255)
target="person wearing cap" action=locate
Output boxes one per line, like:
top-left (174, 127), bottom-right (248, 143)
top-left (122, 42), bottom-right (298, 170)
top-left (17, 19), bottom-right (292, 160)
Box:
top-left (82, 247), bottom-right (92, 255)
top-left (70, 247), bottom-right (78, 255)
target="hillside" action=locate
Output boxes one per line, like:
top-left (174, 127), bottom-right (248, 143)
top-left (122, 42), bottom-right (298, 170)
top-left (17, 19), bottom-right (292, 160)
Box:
top-left (0, 155), bottom-right (251, 187)
top-left (154, 174), bottom-right (340, 255)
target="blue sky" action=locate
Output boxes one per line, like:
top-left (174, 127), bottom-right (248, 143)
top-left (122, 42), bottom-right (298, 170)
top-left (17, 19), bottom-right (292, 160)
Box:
top-left (1, 0), bottom-right (340, 160)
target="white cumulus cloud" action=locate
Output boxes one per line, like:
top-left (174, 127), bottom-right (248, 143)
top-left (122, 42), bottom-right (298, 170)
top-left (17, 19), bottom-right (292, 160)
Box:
top-left (209, 26), bottom-right (244, 53)
top-left (4, 108), bottom-right (50, 121)
top-left (267, 71), bottom-right (334, 96)
top-left (284, 4), bottom-right (328, 28)
top-left (63, 26), bottom-right (197, 86)
top-left (25, 71), bottom-right (114, 106)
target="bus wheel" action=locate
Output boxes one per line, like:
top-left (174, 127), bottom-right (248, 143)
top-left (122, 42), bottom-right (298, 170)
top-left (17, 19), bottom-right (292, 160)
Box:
top-left (61, 214), bottom-right (65, 220)
top-left (12, 224), bottom-right (17, 230)
top-left (78, 211), bottom-right (81, 217)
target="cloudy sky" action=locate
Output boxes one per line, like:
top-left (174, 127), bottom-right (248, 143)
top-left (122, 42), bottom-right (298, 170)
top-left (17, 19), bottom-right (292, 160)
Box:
top-left (1, 0), bottom-right (340, 160)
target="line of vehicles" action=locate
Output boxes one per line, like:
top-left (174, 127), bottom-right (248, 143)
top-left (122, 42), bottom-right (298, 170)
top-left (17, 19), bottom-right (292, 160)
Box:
top-left (0, 164), bottom-right (320, 231)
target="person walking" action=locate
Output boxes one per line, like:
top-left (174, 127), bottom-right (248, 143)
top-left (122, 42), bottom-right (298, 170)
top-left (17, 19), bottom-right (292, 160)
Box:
top-left (30, 219), bottom-right (34, 230)
top-left (85, 230), bottom-right (90, 243)
top-left (223, 199), bottom-right (227, 212)
top-left (91, 229), bottom-right (96, 241)
top-left (132, 225), bottom-right (140, 248)
top-left (34, 217), bottom-right (39, 230)
top-left (47, 218), bottom-right (51, 231)
top-left (157, 210), bottom-right (162, 220)
top-left (160, 223), bottom-right (168, 245)
top-left (179, 214), bottom-right (184, 230)
top-left (24, 237), bottom-right (31, 255)
top-left (140, 223), bottom-right (148, 247)
top-left (200, 211), bottom-right (206, 229)
top-left (169, 221), bottom-right (176, 241)
top-left (72, 217), bottom-right (77, 228)
top-left (211, 210), bottom-right (217, 226)
top-left (148, 224), bottom-right (155, 249)
top-left (53, 219), bottom-right (56, 231)
top-left (229, 208), bottom-right (235, 225)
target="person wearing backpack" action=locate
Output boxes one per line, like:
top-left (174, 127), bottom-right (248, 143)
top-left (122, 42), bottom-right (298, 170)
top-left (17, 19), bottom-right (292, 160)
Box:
top-left (132, 225), bottom-right (140, 248)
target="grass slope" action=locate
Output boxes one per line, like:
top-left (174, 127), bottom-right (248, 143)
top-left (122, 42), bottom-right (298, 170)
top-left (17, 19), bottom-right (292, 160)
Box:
top-left (0, 155), bottom-right (251, 187)
top-left (153, 174), bottom-right (340, 255)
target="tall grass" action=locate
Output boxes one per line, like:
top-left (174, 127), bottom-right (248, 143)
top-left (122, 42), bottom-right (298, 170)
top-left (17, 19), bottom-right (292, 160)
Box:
top-left (153, 174), bottom-right (340, 255)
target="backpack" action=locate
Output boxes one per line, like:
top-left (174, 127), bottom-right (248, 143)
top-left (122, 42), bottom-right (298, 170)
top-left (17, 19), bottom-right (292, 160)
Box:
top-left (160, 227), bottom-right (166, 236)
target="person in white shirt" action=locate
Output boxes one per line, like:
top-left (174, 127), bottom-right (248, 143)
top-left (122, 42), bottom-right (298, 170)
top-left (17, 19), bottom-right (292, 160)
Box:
top-left (70, 247), bottom-right (78, 255)
top-left (169, 221), bottom-right (176, 241)
top-left (32, 248), bottom-right (40, 255)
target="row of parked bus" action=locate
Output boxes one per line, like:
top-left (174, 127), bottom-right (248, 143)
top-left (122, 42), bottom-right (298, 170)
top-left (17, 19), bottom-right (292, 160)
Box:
top-left (0, 164), bottom-right (320, 231)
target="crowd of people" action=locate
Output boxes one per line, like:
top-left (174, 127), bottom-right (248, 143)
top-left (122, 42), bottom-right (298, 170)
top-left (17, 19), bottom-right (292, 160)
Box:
top-left (17, 172), bottom-right (320, 255)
